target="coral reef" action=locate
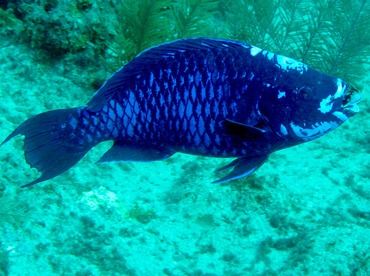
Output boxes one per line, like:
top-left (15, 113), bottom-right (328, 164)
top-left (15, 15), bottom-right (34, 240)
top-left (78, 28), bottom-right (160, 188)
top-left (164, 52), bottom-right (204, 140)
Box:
top-left (0, 6), bottom-right (23, 39)
top-left (2, 0), bottom-right (368, 85)
top-left (10, 0), bottom-right (109, 56)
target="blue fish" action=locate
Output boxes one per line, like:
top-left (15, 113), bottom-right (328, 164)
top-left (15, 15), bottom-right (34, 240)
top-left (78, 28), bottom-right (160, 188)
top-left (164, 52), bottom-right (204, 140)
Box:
top-left (1, 38), bottom-right (361, 187)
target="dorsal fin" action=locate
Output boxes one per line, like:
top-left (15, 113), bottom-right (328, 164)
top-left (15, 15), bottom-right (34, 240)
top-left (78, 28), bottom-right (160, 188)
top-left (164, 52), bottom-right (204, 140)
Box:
top-left (87, 37), bottom-right (252, 111)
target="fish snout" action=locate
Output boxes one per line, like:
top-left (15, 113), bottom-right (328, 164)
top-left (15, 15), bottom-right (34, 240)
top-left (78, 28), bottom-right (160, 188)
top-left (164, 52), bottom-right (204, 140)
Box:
top-left (342, 86), bottom-right (361, 114)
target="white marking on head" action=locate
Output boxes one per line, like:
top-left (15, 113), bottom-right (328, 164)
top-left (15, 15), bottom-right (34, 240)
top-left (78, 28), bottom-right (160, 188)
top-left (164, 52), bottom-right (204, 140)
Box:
top-left (262, 51), bottom-right (274, 60)
top-left (290, 121), bottom-right (338, 141)
top-left (276, 55), bottom-right (308, 74)
top-left (280, 124), bottom-right (288, 136)
top-left (278, 90), bottom-right (286, 99)
top-left (333, 111), bottom-right (349, 122)
top-left (334, 79), bottom-right (346, 99)
top-left (250, 46), bottom-right (262, 56)
top-left (318, 95), bottom-right (334, 114)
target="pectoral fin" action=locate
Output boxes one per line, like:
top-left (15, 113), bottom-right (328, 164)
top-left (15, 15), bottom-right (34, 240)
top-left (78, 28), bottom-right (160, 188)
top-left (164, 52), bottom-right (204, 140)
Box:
top-left (213, 154), bottom-right (269, 184)
top-left (223, 119), bottom-right (267, 142)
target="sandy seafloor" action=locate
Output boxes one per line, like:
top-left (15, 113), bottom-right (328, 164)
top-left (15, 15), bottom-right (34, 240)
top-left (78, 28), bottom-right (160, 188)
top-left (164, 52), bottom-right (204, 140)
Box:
top-left (0, 38), bottom-right (369, 276)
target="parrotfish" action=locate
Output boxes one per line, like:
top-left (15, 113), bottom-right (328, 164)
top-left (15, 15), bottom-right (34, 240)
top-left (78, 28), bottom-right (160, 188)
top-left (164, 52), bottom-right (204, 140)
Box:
top-left (2, 38), bottom-right (361, 187)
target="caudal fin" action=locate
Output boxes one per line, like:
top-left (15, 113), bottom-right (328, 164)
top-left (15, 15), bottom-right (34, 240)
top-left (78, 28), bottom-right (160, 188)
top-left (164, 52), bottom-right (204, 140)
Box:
top-left (2, 108), bottom-right (94, 187)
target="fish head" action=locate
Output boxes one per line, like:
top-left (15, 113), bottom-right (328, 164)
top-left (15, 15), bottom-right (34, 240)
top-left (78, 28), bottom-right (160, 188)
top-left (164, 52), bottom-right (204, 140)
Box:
top-left (258, 69), bottom-right (361, 143)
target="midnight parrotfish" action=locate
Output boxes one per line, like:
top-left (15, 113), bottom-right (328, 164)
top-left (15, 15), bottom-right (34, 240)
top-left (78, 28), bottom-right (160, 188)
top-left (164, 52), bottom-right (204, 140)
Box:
top-left (2, 38), bottom-right (361, 187)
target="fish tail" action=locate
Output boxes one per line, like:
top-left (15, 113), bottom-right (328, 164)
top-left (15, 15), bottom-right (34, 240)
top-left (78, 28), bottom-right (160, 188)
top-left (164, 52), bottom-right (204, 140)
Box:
top-left (2, 108), bottom-right (95, 187)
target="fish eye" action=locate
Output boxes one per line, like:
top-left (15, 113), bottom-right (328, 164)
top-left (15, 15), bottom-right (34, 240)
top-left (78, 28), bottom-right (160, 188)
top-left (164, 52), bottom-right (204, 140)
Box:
top-left (298, 87), bottom-right (311, 100)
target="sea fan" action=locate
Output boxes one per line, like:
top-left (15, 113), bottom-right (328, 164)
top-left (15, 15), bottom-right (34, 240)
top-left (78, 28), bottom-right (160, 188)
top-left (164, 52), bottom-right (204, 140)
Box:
top-left (220, 0), bottom-right (370, 87)
top-left (104, 0), bottom-right (173, 67)
top-left (172, 0), bottom-right (220, 38)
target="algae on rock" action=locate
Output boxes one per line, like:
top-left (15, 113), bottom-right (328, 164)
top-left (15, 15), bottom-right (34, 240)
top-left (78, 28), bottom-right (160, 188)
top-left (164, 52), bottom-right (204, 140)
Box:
top-left (3, 0), bottom-right (369, 87)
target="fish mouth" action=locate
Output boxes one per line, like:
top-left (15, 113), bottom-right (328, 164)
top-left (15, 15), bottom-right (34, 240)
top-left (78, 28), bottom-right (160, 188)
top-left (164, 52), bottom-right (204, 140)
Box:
top-left (342, 85), bottom-right (361, 114)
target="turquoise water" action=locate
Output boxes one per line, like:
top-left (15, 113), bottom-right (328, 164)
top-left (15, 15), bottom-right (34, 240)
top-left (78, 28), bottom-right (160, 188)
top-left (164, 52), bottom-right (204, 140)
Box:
top-left (1, 1), bottom-right (370, 275)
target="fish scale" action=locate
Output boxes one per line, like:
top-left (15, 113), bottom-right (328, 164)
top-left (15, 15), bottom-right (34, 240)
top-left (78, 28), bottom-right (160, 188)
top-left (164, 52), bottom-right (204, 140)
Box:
top-left (1, 37), bottom-right (360, 186)
top-left (95, 47), bottom-right (240, 156)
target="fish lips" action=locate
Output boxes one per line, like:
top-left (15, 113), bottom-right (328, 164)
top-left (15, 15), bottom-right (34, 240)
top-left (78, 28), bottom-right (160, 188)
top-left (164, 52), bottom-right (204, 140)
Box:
top-left (333, 87), bottom-right (361, 122)
top-left (342, 87), bottom-right (361, 114)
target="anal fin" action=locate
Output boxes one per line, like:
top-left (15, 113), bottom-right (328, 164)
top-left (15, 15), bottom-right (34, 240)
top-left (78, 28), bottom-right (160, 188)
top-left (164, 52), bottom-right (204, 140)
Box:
top-left (213, 154), bottom-right (268, 184)
top-left (97, 141), bottom-right (175, 163)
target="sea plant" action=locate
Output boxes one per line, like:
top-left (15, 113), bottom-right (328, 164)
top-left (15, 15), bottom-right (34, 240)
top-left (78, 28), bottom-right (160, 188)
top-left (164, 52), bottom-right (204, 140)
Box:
top-left (221, 0), bottom-right (370, 87)
top-left (104, 0), bottom-right (221, 69)
top-left (4, 0), bottom-right (369, 86)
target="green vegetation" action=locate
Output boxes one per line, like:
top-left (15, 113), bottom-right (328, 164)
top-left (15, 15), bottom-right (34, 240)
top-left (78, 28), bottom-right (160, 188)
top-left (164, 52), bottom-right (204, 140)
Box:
top-left (0, 7), bottom-right (21, 28)
top-left (3, 0), bottom-right (369, 86)
top-left (105, 0), bottom-right (220, 68)
top-left (172, 0), bottom-right (220, 38)
top-left (221, 0), bottom-right (370, 87)
top-left (127, 203), bottom-right (156, 224)
top-left (0, 6), bottom-right (23, 38)
top-left (7, 0), bottom-right (109, 55)
top-left (106, 0), bottom-right (174, 67)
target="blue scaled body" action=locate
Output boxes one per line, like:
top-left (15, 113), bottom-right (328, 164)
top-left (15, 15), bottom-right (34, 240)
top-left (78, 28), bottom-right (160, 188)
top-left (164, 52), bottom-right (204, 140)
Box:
top-left (2, 38), bottom-right (361, 186)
